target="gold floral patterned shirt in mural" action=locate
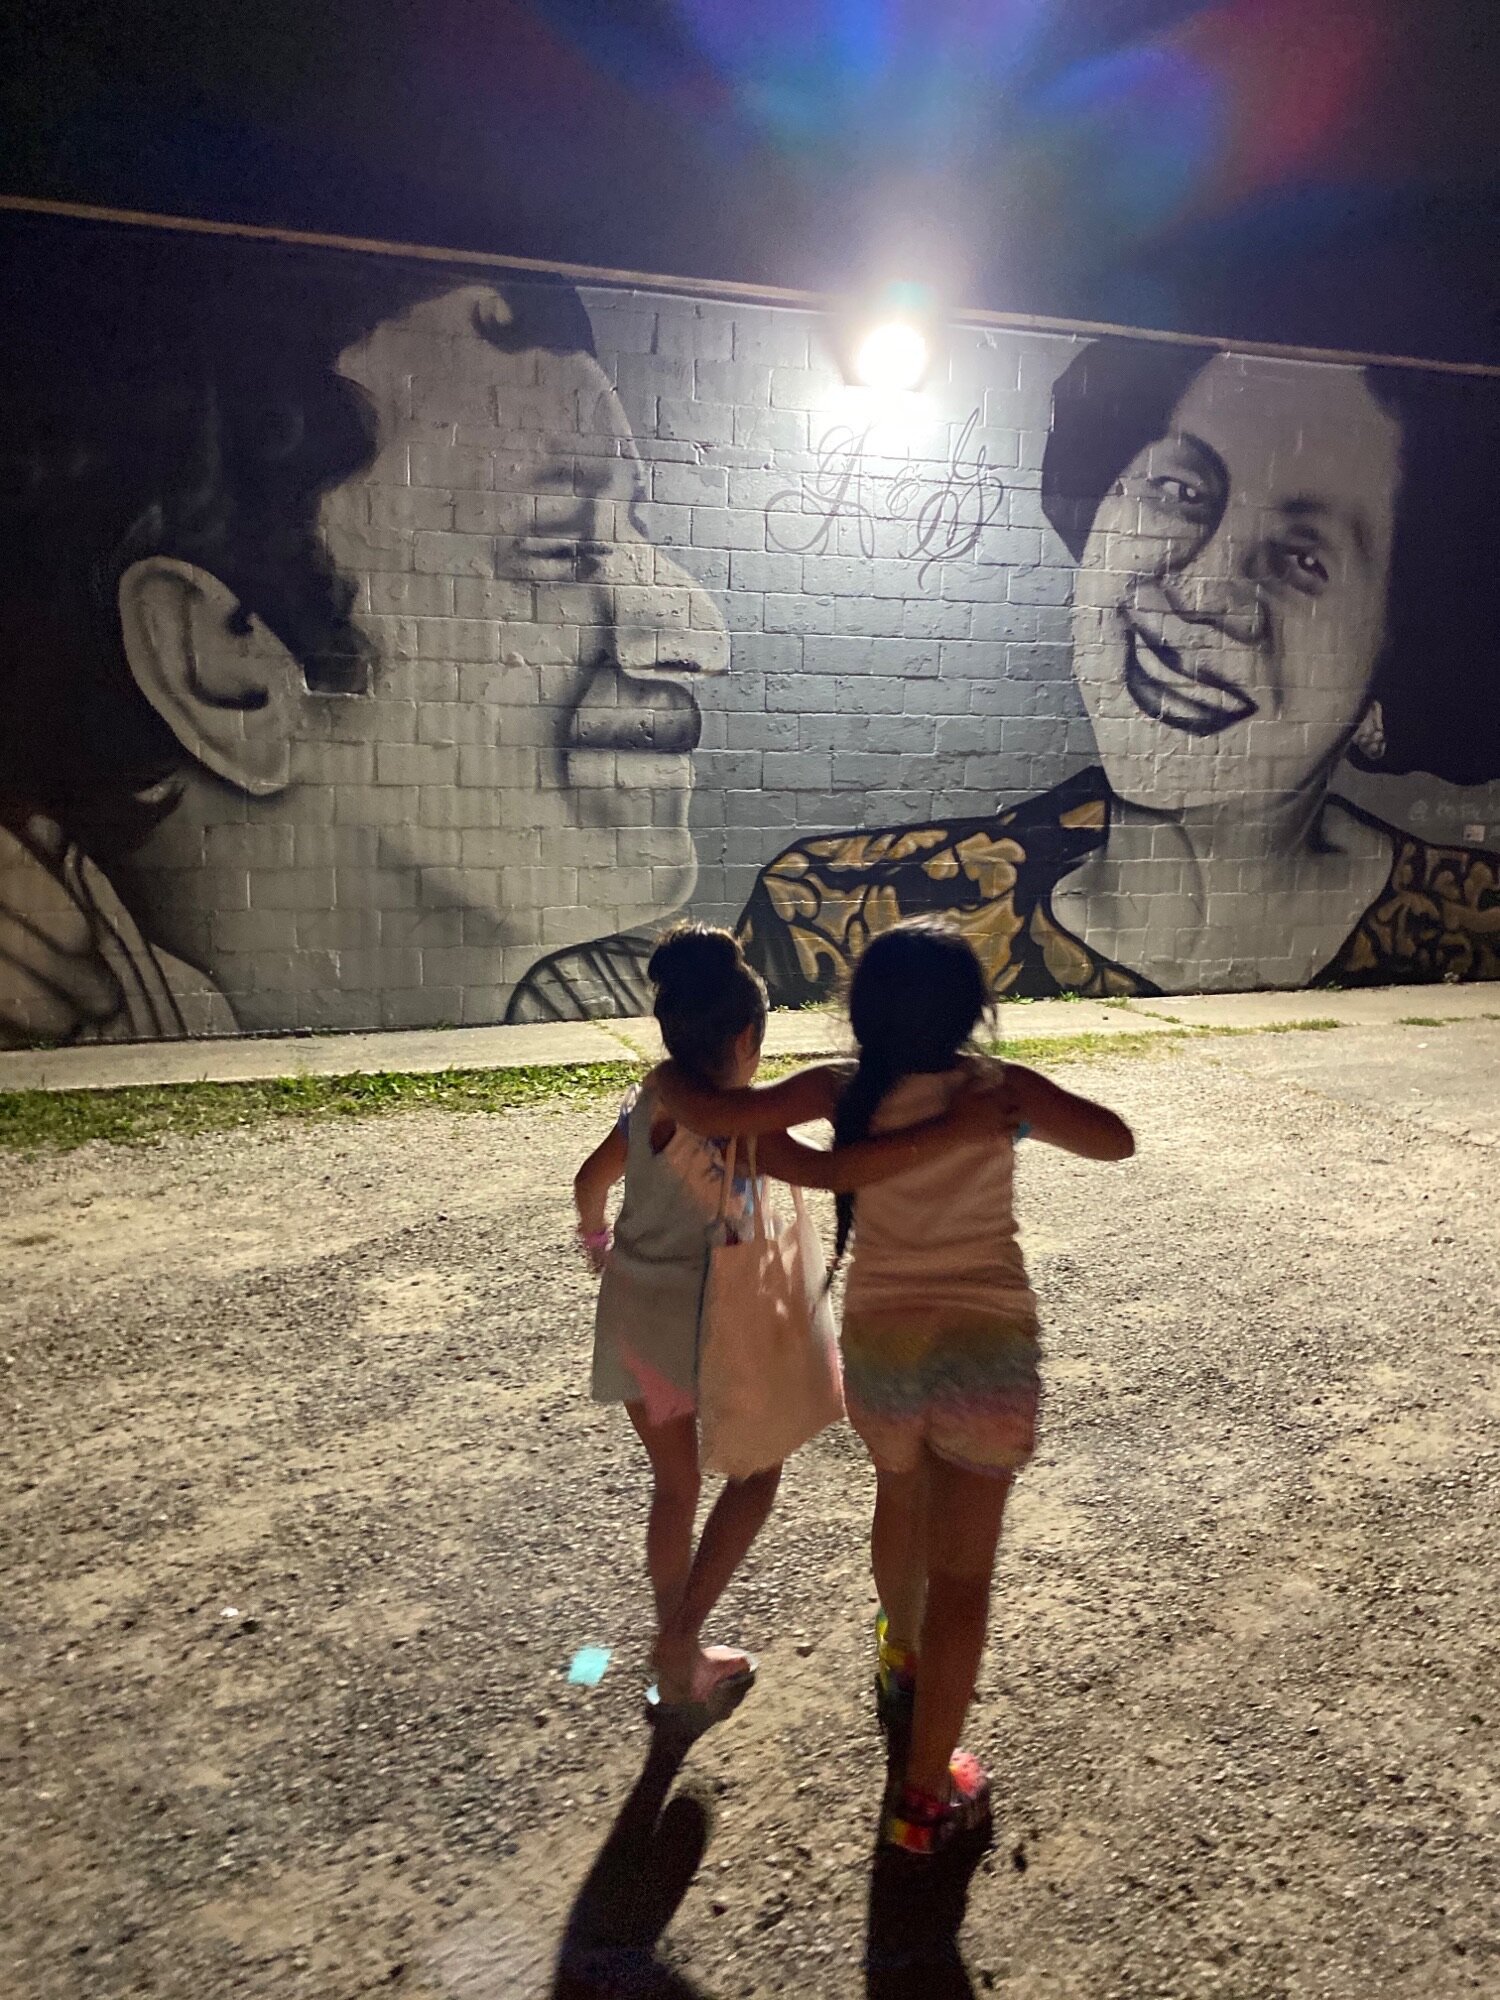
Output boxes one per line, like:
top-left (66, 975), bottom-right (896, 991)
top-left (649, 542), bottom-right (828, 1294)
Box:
top-left (735, 768), bottom-right (1500, 1005)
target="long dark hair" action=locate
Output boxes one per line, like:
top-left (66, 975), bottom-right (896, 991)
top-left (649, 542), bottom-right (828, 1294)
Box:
top-left (830, 919), bottom-right (992, 1267)
top-left (647, 923), bottom-right (767, 1086)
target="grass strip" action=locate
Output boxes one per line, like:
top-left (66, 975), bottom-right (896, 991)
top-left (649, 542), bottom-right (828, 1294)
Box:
top-left (0, 1060), bottom-right (644, 1154)
top-left (993, 1030), bottom-right (1190, 1062)
top-left (0, 1029), bottom-right (1212, 1154)
top-left (0, 1011), bottom-right (1398, 1154)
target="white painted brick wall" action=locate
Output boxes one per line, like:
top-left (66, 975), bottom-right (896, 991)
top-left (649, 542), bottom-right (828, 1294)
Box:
top-left (17, 234), bottom-right (1478, 1042)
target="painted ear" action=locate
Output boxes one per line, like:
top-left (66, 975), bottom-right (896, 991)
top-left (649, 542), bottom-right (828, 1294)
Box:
top-left (1351, 698), bottom-right (1387, 763)
top-left (117, 557), bottom-right (299, 795)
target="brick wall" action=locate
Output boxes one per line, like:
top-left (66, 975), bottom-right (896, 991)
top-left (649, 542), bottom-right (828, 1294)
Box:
top-left (0, 216), bottom-right (1495, 1043)
top-left (592, 297), bottom-right (1092, 931)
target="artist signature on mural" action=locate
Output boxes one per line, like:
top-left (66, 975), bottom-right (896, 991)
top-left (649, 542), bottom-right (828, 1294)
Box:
top-left (768, 407), bottom-right (1006, 581)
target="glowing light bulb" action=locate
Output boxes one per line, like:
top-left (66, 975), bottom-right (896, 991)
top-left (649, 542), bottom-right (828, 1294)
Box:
top-left (851, 320), bottom-right (929, 393)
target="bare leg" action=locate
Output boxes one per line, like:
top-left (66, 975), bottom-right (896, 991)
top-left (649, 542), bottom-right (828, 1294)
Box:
top-left (625, 1405), bottom-right (700, 1635)
top-left (655, 1465), bottom-right (782, 1701)
top-left (905, 1452), bottom-right (1013, 1800)
top-left (871, 1464), bottom-right (928, 1655)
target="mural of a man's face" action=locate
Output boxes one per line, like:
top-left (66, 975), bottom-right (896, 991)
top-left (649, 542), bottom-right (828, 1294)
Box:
top-left (1071, 356), bottom-right (1400, 813)
top-left (123, 285), bottom-right (728, 1029)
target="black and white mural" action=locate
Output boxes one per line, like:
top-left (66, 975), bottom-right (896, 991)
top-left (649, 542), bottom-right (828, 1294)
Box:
top-left (0, 210), bottom-right (1495, 1045)
top-left (741, 342), bottom-right (1500, 1001)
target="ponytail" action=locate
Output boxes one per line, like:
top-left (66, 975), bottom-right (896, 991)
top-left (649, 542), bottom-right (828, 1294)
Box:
top-left (830, 1044), bottom-right (905, 1269)
top-left (827, 918), bottom-right (993, 1277)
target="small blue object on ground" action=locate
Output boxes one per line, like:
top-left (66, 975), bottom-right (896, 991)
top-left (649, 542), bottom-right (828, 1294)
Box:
top-left (567, 1646), bottom-right (612, 1688)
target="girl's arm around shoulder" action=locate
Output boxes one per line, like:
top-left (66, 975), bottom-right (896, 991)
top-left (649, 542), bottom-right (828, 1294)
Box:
top-left (1005, 1063), bottom-right (1134, 1160)
top-left (647, 1059), bottom-right (846, 1137)
top-left (756, 1084), bottom-right (1023, 1192)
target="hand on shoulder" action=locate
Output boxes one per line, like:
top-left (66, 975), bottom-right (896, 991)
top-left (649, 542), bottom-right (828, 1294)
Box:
top-left (951, 1056), bottom-right (1025, 1140)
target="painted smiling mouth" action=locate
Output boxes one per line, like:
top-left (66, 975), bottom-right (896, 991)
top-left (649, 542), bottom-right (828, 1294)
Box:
top-left (1122, 621), bottom-right (1258, 738)
top-left (566, 672), bottom-right (703, 755)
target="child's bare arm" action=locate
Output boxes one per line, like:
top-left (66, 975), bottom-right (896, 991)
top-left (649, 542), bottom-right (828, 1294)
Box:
top-left (573, 1125), bottom-right (628, 1235)
top-left (757, 1087), bottom-right (1021, 1191)
top-left (1009, 1065), bottom-right (1135, 1160)
top-left (649, 1060), bottom-right (845, 1137)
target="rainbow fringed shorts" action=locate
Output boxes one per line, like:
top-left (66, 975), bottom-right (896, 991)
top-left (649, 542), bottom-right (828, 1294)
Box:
top-left (841, 1301), bottom-right (1041, 1478)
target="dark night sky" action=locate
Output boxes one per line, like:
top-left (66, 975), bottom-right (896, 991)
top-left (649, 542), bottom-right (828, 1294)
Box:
top-left (4, 0), bottom-right (1499, 363)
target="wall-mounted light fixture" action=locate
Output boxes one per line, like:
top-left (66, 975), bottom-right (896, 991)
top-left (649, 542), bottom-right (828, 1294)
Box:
top-left (851, 319), bottom-right (930, 393)
top-left (837, 280), bottom-right (938, 396)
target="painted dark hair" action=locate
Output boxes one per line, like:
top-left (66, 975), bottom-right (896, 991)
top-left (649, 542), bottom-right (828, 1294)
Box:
top-left (648, 923), bottom-right (767, 1087)
top-left (0, 212), bottom-right (598, 856)
top-left (1039, 336), bottom-right (1500, 786)
top-left (830, 919), bottom-right (991, 1269)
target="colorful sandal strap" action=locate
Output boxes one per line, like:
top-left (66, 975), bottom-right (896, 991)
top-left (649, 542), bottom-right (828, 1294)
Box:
top-left (883, 1797), bottom-right (947, 1856)
top-left (882, 1751), bottom-right (991, 1855)
top-left (875, 1608), bottom-right (918, 1683)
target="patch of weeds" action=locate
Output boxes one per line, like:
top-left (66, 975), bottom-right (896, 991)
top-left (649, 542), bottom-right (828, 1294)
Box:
top-left (12, 1000), bottom-right (1454, 1155)
top-left (0, 1030), bottom-right (1209, 1154)
top-left (0, 1060), bottom-right (647, 1154)
top-left (1182, 1017), bottom-right (1344, 1038)
top-left (988, 1029), bottom-right (1194, 1064)
top-left (1397, 1015), bottom-right (1454, 1028)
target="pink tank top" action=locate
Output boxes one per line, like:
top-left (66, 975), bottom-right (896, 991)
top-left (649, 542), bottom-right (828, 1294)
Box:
top-left (842, 1065), bottom-right (1035, 1318)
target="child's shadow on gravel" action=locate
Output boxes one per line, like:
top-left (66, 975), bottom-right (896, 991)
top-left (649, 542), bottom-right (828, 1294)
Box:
top-left (552, 1726), bottom-right (718, 2000)
top-left (864, 1810), bottom-right (992, 1999)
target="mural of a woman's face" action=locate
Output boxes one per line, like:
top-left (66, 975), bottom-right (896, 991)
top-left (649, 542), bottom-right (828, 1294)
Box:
top-left (1071, 356), bottom-right (1401, 813)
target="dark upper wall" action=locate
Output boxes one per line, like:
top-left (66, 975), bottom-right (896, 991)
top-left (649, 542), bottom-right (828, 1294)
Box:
top-left (3, 0), bottom-right (1499, 363)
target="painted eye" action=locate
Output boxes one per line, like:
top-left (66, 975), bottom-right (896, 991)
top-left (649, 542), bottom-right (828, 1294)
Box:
top-left (1265, 543), bottom-right (1329, 591)
top-left (1144, 474), bottom-right (1214, 519)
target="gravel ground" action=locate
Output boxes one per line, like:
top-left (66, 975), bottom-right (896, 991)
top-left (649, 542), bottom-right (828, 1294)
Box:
top-left (3, 1025), bottom-right (1497, 2000)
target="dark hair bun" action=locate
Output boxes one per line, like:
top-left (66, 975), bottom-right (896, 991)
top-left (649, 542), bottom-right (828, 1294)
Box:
top-left (647, 924), bottom-right (742, 998)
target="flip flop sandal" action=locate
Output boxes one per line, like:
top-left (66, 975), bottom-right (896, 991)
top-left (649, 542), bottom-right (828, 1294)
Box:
top-left (881, 1748), bottom-right (992, 1858)
top-left (644, 1656), bottom-right (758, 1738)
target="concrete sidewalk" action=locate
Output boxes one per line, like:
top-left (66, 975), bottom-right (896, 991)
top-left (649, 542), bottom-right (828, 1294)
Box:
top-left (0, 982), bottom-right (1494, 1095)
